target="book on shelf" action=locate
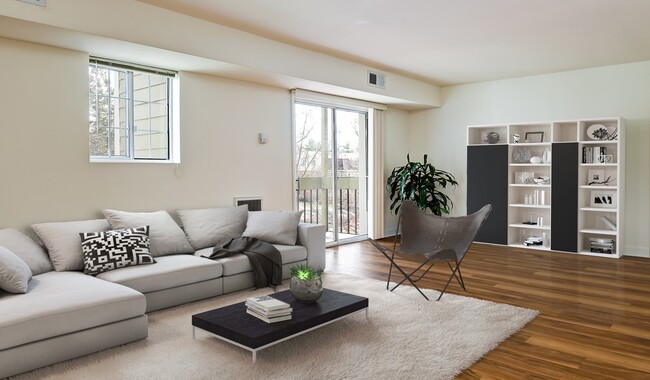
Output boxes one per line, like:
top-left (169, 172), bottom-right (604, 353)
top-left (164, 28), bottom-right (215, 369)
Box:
top-left (582, 146), bottom-right (608, 164)
top-left (246, 295), bottom-right (291, 312)
top-left (245, 302), bottom-right (293, 317)
top-left (601, 216), bottom-right (617, 230)
top-left (246, 308), bottom-right (292, 323)
top-left (589, 237), bottom-right (615, 254)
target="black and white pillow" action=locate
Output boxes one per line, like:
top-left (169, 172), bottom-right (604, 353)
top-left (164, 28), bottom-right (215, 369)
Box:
top-left (80, 226), bottom-right (156, 276)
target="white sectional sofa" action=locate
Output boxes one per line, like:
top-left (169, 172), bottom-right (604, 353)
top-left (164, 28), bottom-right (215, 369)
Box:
top-left (0, 206), bottom-right (326, 378)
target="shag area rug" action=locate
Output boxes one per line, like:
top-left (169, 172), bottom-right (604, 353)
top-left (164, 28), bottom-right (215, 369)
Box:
top-left (15, 273), bottom-right (538, 380)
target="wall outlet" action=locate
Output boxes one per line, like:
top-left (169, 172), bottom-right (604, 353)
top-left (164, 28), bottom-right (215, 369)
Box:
top-left (17, 0), bottom-right (46, 6)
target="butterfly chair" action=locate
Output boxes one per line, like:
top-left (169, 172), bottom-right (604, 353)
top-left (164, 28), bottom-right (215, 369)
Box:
top-left (369, 201), bottom-right (492, 301)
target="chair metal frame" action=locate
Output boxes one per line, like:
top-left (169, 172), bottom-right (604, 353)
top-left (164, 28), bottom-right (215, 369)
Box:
top-left (369, 201), bottom-right (491, 301)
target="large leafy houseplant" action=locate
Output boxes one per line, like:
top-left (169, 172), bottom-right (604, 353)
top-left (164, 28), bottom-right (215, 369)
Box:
top-left (387, 154), bottom-right (458, 216)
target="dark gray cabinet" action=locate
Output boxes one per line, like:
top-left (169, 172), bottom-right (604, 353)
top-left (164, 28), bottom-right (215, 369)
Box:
top-left (467, 145), bottom-right (508, 244)
top-left (551, 143), bottom-right (578, 251)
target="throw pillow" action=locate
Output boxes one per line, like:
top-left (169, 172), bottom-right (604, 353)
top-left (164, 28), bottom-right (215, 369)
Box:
top-left (80, 226), bottom-right (156, 276)
top-left (0, 245), bottom-right (32, 293)
top-left (31, 219), bottom-right (111, 272)
top-left (103, 209), bottom-right (194, 256)
top-left (242, 211), bottom-right (303, 245)
top-left (0, 228), bottom-right (53, 275)
top-left (177, 205), bottom-right (248, 250)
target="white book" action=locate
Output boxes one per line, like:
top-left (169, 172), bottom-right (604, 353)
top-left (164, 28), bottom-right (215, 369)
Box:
top-left (601, 216), bottom-right (617, 231)
top-left (246, 295), bottom-right (291, 311)
top-left (246, 309), bottom-right (292, 323)
top-left (246, 302), bottom-right (292, 317)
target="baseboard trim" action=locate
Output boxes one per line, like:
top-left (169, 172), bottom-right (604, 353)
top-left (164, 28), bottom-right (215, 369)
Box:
top-left (623, 245), bottom-right (650, 258)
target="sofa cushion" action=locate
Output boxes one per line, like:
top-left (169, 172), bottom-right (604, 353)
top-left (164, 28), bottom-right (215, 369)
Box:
top-left (0, 228), bottom-right (53, 275)
top-left (242, 211), bottom-right (303, 245)
top-left (103, 209), bottom-right (194, 257)
top-left (177, 205), bottom-right (248, 250)
top-left (0, 271), bottom-right (145, 351)
top-left (0, 246), bottom-right (32, 293)
top-left (80, 226), bottom-right (156, 276)
top-left (194, 244), bottom-right (307, 276)
top-left (31, 219), bottom-right (111, 272)
top-left (96, 255), bottom-right (223, 294)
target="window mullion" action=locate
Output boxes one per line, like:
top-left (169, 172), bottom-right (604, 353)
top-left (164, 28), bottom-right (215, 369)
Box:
top-left (128, 71), bottom-right (134, 159)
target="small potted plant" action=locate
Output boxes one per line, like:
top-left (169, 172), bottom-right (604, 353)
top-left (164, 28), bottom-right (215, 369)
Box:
top-left (289, 264), bottom-right (323, 303)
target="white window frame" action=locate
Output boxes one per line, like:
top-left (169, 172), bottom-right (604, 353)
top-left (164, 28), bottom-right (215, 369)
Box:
top-left (88, 58), bottom-right (180, 163)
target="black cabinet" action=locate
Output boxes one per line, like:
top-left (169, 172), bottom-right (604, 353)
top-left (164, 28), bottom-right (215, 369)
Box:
top-left (551, 143), bottom-right (578, 251)
top-left (467, 145), bottom-right (508, 244)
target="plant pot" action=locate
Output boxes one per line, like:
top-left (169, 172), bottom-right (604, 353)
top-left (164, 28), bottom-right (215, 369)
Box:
top-left (290, 277), bottom-right (323, 303)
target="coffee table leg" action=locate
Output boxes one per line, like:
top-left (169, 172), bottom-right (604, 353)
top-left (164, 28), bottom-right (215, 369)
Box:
top-left (252, 350), bottom-right (257, 364)
top-left (192, 326), bottom-right (195, 339)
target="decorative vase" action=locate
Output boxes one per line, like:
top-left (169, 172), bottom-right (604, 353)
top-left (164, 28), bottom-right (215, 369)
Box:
top-left (290, 277), bottom-right (323, 303)
top-left (483, 131), bottom-right (500, 144)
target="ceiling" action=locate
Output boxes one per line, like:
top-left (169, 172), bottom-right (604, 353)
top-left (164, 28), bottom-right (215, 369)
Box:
top-left (137, 0), bottom-right (650, 86)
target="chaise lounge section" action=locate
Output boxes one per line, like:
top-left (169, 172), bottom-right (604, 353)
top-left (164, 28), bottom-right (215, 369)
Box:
top-left (0, 206), bottom-right (326, 378)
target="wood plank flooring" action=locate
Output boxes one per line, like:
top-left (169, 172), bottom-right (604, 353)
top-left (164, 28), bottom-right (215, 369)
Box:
top-left (326, 240), bottom-right (650, 379)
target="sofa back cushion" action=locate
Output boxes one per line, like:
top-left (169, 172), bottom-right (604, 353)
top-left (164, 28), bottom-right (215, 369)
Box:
top-left (0, 228), bottom-right (53, 275)
top-left (32, 219), bottom-right (111, 272)
top-left (177, 205), bottom-right (248, 250)
top-left (243, 211), bottom-right (303, 245)
top-left (0, 245), bottom-right (33, 293)
top-left (103, 209), bottom-right (194, 257)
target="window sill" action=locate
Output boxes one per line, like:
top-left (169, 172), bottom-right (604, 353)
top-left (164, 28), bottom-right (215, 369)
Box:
top-left (90, 158), bottom-right (179, 164)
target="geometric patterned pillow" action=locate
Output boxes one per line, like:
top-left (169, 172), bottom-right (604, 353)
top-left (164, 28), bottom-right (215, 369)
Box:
top-left (80, 226), bottom-right (156, 276)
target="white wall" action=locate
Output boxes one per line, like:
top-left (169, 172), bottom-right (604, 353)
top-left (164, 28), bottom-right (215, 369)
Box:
top-left (0, 0), bottom-right (440, 109)
top-left (0, 38), bottom-right (295, 232)
top-left (408, 61), bottom-right (650, 257)
top-left (382, 108), bottom-right (411, 236)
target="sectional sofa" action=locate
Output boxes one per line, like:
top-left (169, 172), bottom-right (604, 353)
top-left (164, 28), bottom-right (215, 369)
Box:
top-left (0, 205), bottom-right (326, 378)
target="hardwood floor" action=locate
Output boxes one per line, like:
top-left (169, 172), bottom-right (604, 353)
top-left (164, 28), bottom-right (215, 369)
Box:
top-left (326, 240), bottom-right (650, 379)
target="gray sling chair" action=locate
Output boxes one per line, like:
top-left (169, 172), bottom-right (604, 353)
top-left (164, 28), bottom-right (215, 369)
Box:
top-left (369, 201), bottom-right (492, 301)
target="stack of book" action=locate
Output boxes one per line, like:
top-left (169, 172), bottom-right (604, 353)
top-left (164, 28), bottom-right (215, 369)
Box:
top-left (246, 295), bottom-right (292, 323)
top-left (582, 146), bottom-right (607, 164)
top-left (590, 238), bottom-right (615, 254)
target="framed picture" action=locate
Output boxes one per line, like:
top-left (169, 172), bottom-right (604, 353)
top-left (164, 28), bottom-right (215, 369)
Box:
top-left (524, 131), bottom-right (544, 143)
top-left (587, 169), bottom-right (605, 185)
top-left (590, 191), bottom-right (616, 208)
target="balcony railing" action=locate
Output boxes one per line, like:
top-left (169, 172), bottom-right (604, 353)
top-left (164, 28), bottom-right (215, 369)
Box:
top-left (297, 177), bottom-right (359, 236)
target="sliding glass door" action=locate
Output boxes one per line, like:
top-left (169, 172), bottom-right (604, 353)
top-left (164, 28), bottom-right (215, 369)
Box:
top-left (294, 102), bottom-right (368, 245)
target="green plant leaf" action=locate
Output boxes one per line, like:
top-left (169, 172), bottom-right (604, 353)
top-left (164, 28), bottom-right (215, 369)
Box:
top-left (386, 154), bottom-right (457, 216)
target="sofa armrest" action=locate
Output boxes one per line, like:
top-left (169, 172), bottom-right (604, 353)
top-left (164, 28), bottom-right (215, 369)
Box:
top-left (296, 223), bottom-right (326, 270)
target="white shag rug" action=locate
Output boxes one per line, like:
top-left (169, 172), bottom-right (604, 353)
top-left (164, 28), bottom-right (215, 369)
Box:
top-left (14, 273), bottom-right (538, 380)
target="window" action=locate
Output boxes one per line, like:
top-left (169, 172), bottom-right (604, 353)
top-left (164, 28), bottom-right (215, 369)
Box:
top-left (88, 58), bottom-right (178, 162)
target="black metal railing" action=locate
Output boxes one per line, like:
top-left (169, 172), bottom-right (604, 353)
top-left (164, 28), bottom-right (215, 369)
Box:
top-left (297, 177), bottom-right (359, 236)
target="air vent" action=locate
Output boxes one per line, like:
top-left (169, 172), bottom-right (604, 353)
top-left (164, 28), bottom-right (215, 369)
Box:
top-left (234, 196), bottom-right (263, 211)
top-left (367, 70), bottom-right (385, 89)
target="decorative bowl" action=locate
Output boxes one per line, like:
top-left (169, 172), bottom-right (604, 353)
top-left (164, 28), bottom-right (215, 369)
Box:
top-left (529, 156), bottom-right (542, 164)
top-left (533, 176), bottom-right (550, 185)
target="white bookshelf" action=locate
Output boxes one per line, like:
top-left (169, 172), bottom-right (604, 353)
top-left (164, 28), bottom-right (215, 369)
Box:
top-left (467, 117), bottom-right (624, 258)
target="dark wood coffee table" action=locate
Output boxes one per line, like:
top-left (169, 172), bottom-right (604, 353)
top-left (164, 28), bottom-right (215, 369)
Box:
top-left (192, 288), bottom-right (368, 363)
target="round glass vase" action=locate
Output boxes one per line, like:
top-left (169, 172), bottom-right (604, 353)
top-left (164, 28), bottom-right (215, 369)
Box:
top-left (289, 277), bottom-right (323, 303)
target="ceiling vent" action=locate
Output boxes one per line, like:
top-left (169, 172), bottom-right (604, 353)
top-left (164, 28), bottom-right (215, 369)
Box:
top-left (367, 70), bottom-right (385, 89)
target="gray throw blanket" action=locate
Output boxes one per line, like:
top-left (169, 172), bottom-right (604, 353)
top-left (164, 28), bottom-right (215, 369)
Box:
top-left (203, 237), bottom-right (282, 288)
